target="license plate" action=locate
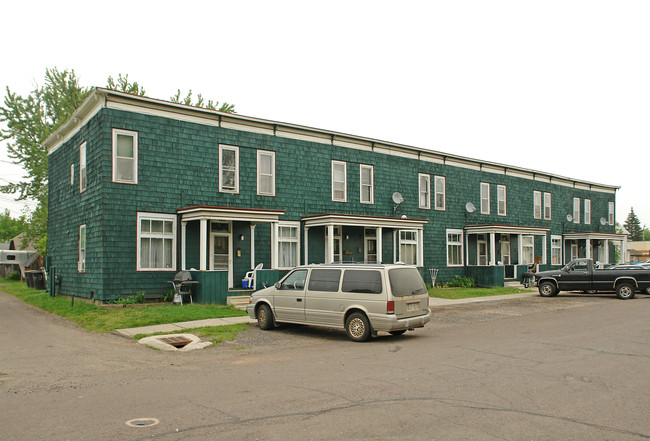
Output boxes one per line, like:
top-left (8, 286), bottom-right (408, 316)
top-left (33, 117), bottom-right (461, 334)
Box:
top-left (407, 302), bottom-right (418, 311)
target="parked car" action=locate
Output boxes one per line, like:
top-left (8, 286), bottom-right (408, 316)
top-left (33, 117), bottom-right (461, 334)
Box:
top-left (246, 263), bottom-right (431, 342)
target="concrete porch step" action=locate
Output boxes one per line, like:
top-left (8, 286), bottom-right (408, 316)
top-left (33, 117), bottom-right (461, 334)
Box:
top-left (504, 280), bottom-right (527, 289)
top-left (227, 295), bottom-right (250, 310)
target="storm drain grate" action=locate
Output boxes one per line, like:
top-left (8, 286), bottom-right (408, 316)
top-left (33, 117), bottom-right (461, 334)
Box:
top-left (158, 335), bottom-right (193, 348)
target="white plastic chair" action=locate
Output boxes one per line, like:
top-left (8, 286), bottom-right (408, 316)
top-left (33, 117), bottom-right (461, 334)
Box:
top-left (243, 263), bottom-right (263, 289)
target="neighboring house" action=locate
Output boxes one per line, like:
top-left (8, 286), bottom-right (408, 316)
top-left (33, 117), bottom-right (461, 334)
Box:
top-left (45, 88), bottom-right (626, 303)
top-left (0, 233), bottom-right (40, 279)
top-left (627, 241), bottom-right (650, 263)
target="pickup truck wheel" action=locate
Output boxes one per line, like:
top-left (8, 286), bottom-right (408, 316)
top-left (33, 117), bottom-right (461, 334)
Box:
top-left (256, 304), bottom-right (275, 330)
top-left (345, 312), bottom-right (372, 342)
top-left (616, 283), bottom-right (636, 300)
top-left (538, 281), bottom-right (557, 297)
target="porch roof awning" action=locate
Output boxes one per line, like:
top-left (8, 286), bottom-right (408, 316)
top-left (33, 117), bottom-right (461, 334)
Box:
top-left (563, 232), bottom-right (627, 241)
top-left (464, 224), bottom-right (550, 236)
top-left (177, 205), bottom-right (285, 223)
top-left (302, 213), bottom-right (428, 229)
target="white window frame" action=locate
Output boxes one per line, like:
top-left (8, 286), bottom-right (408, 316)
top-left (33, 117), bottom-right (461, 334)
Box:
top-left (219, 144), bottom-right (239, 193)
top-left (256, 150), bottom-right (275, 196)
top-left (522, 235), bottom-right (534, 265)
top-left (497, 185), bottom-right (506, 216)
top-left (480, 182), bottom-right (490, 215)
top-left (584, 199), bottom-right (591, 225)
top-left (434, 175), bottom-right (446, 211)
top-left (543, 192), bottom-right (552, 220)
top-left (398, 230), bottom-right (419, 265)
top-left (534, 191), bottom-right (542, 219)
top-left (551, 235), bottom-right (562, 266)
top-left (111, 128), bottom-right (138, 184)
top-left (79, 141), bottom-right (87, 193)
top-left (78, 224), bottom-right (86, 273)
top-left (331, 160), bottom-right (347, 202)
top-left (446, 229), bottom-right (464, 267)
top-left (359, 164), bottom-right (374, 204)
top-left (137, 212), bottom-right (177, 272)
top-left (573, 197), bottom-right (580, 224)
top-left (275, 222), bottom-right (300, 270)
top-left (419, 173), bottom-right (430, 209)
top-left (608, 202), bottom-right (615, 225)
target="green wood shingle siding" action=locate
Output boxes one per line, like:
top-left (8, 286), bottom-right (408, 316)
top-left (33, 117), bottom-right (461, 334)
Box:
top-left (47, 105), bottom-right (618, 301)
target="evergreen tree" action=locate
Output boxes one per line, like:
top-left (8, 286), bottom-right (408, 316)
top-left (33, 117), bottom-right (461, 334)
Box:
top-left (624, 207), bottom-right (642, 241)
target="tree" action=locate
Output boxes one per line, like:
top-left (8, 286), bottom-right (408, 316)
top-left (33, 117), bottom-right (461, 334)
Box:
top-left (170, 89), bottom-right (236, 113)
top-left (623, 207), bottom-right (642, 241)
top-left (106, 74), bottom-right (146, 96)
top-left (0, 209), bottom-right (27, 242)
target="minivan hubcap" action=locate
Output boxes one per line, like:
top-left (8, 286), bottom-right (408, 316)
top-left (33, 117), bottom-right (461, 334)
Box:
top-left (349, 318), bottom-right (365, 337)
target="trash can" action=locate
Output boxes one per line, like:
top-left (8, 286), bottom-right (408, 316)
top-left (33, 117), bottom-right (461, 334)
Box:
top-left (25, 270), bottom-right (35, 288)
top-left (32, 270), bottom-right (45, 290)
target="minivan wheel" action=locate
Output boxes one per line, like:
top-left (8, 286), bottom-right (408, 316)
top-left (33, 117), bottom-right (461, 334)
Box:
top-left (389, 330), bottom-right (406, 337)
top-left (257, 304), bottom-right (275, 330)
top-left (345, 312), bottom-right (371, 342)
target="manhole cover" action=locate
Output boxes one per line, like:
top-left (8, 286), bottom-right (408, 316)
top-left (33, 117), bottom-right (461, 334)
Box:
top-left (126, 418), bottom-right (159, 428)
top-left (158, 335), bottom-right (193, 348)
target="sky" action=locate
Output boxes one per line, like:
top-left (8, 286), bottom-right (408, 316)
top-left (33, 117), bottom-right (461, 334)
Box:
top-left (1, 0), bottom-right (649, 228)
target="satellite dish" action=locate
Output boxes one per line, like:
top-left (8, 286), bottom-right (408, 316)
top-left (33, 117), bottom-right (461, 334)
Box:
top-left (566, 214), bottom-right (573, 222)
top-left (600, 217), bottom-right (607, 225)
top-left (465, 202), bottom-right (476, 213)
top-left (392, 192), bottom-right (404, 204)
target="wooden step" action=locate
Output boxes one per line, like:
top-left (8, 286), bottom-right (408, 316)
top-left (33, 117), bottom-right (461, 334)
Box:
top-left (227, 295), bottom-right (250, 310)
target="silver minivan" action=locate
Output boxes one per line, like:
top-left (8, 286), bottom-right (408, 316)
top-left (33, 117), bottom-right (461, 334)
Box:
top-left (246, 263), bottom-right (431, 342)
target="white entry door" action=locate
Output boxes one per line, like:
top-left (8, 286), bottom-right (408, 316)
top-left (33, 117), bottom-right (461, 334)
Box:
top-left (210, 222), bottom-right (232, 287)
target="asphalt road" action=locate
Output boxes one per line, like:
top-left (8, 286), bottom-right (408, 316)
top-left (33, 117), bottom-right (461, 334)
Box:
top-left (1, 289), bottom-right (649, 441)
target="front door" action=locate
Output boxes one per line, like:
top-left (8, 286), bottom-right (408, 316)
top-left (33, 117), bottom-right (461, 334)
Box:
top-left (210, 222), bottom-right (232, 287)
top-left (365, 228), bottom-right (378, 264)
top-left (477, 235), bottom-right (488, 266)
top-left (500, 234), bottom-right (511, 265)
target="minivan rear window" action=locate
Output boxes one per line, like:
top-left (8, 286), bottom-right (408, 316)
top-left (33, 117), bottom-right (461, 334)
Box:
top-left (308, 269), bottom-right (341, 292)
top-left (341, 270), bottom-right (382, 294)
top-left (388, 267), bottom-right (427, 296)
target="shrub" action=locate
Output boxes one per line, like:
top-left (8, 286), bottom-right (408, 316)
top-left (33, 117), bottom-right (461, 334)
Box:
top-left (8, 270), bottom-right (21, 281)
top-left (162, 289), bottom-right (174, 303)
top-left (109, 291), bottom-right (146, 304)
top-left (447, 275), bottom-right (475, 288)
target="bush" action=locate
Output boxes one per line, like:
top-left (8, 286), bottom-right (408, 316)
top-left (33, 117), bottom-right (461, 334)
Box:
top-left (162, 289), bottom-right (174, 303)
top-left (8, 270), bottom-right (21, 281)
top-left (447, 275), bottom-right (475, 288)
top-left (108, 291), bottom-right (146, 304)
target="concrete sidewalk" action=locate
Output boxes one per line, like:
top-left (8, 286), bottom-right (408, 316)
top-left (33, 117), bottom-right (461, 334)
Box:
top-left (113, 291), bottom-right (539, 338)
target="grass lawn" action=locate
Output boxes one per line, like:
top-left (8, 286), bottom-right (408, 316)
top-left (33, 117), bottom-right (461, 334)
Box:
top-left (429, 286), bottom-right (535, 299)
top-left (0, 278), bottom-right (248, 334)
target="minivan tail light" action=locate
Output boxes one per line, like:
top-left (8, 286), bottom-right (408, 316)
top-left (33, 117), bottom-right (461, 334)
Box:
top-left (387, 301), bottom-right (395, 314)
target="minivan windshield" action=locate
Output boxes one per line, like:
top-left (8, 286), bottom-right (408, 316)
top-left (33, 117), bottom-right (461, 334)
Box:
top-left (388, 267), bottom-right (427, 296)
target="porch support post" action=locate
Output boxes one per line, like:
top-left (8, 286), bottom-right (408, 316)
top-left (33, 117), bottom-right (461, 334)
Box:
top-left (418, 228), bottom-right (424, 267)
top-left (326, 224), bottom-right (334, 264)
top-left (271, 222), bottom-right (278, 268)
top-left (586, 239), bottom-right (591, 260)
top-left (518, 234), bottom-right (523, 264)
top-left (622, 238), bottom-right (628, 263)
top-left (303, 226), bottom-right (309, 265)
top-left (250, 224), bottom-right (256, 269)
top-left (376, 227), bottom-right (383, 264)
top-left (465, 232), bottom-right (470, 267)
top-left (542, 233), bottom-right (547, 265)
top-left (199, 218), bottom-right (207, 271)
top-left (181, 221), bottom-right (187, 271)
top-left (489, 232), bottom-right (496, 266)
top-left (604, 239), bottom-right (610, 264)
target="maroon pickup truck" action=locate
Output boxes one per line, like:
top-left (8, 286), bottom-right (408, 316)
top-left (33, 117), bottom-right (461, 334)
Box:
top-left (530, 259), bottom-right (650, 300)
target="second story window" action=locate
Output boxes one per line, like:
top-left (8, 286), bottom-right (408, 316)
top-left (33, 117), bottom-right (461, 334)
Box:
top-left (257, 150), bottom-right (275, 196)
top-left (331, 160), bottom-right (347, 202)
top-left (544, 192), bottom-right (552, 220)
top-left (584, 199), bottom-right (591, 225)
top-left (112, 129), bottom-right (138, 184)
top-left (434, 176), bottom-right (445, 211)
top-left (219, 145), bottom-right (239, 193)
top-left (534, 191), bottom-right (542, 219)
top-left (360, 164), bottom-right (374, 204)
top-left (573, 197), bottom-right (580, 224)
top-left (497, 185), bottom-right (506, 216)
top-left (608, 202), bottom-right (615, 225)
top-left (419, 173), bottom-right (430, 209)
top-left (480, 182), bottom-right (490, 214)
top-left (79, 142), bottom-right (87, 193)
